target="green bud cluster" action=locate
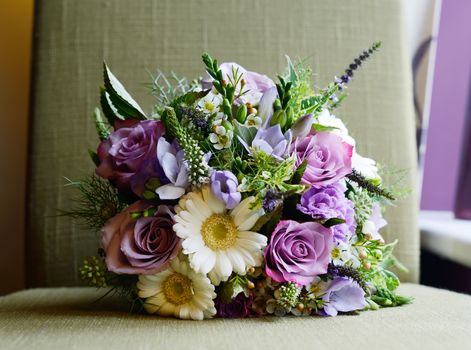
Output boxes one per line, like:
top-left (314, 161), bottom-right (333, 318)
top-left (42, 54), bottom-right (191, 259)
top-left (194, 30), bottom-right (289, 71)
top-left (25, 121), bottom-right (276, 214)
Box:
top-left (277, 282), bottom-right (300, 308)
top-left (79, 256), bottom-right (108, 288)
top-left (347, 187), bottom-right (373, 226)
top-left (162, 107), bottom-right (209, 186)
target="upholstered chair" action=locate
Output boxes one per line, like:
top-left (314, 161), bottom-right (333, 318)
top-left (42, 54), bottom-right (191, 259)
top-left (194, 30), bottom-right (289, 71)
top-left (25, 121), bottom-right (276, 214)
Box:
top-left (1, 1), bottom-right (469, 349)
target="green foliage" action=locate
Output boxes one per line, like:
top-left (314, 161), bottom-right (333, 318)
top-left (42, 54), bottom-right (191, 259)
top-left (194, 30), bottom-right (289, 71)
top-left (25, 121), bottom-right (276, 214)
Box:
top-left (283, 57), bottom-right (315, 118)
top-left (93, 107), bottom-right (111, 140)
top-left (61, 175), bottom-right (127, 232)
top-left (147, 70), bottom-right (194, 111)
top-left (101, 62), bottom-right (147, 122)
top-left (237, 152), bottom-right (305, 207)
top-left (347, 185), bottom-right (373, 227)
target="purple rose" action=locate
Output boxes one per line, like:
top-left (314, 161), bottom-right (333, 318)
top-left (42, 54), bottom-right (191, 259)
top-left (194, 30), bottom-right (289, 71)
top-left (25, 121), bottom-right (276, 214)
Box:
top-left (211, 170), bottom-right (241, 209)
top-left (264, 220), bottom-right (334, 285)
top-left (291, 131), bottom-right (353, 188)
top-left (202, 62), bottom-right (275, 105)
top-left (320, 277), bottom-right (367, 316)
top-left (216, 293), bottom-right (256, 318)
top-left (102, 201), bottom-right (181, 274)
top-left (297, 183), bottom-right (356, 242)
top-left (96, 120), bottom-right (165, 193)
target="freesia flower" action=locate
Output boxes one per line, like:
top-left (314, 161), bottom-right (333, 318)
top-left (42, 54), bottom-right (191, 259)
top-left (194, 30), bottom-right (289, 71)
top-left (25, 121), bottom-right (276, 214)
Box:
top-left (155, 137), bottom-right (189, 200)
top-left (291, 131), bottom-right (353, 187)
top-left (318, 277), bottom-right (367, 316)
top-left (96, 120), bottom-right (165, 193)
top-left (211, 170), bottom-right (241, 210)
top-left (362, 203), bottom-right (387, 240)
top-left (297, 182), bottom-right (356, 241)
top-left (264, 220), bottom-right (334, 285)
top-left (290, 113), bottom-right (313, 140)
top-left (202, 62), bottom-right (275, 106)
top-left (173, 186), bottom-right (267, 285)
top-left (240, 124), bottom-right (292, 161)
top-left (137, 256), bottom-right (216, 320)
top-left (257, 87), bottom-right (278, 125)
top-left (102, 201), bottom-right (180, 275)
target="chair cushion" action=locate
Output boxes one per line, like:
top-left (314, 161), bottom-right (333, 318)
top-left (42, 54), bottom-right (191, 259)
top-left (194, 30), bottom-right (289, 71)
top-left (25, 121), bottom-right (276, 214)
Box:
top-left (0, 284), bottom-right (469, 349)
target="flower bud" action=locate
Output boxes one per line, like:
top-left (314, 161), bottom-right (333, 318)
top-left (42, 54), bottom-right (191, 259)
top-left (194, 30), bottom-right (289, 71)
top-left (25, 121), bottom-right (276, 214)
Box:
top-left (363, 262), bottom-right (371, 270)
top-left (270, 110), bottom-right (287, 128)
top-left (273, 98), bottom-right (282, 111)
top-left (235, 104), bottom-right (248, 123)
top-left (359, 250), bottom-right (368, 260)
top-left (247, 281), bottom-right (255, 289)
top-left (290, 113), bottom-right (313, 139)
top-left (223, 98), bottom-right (232, 116)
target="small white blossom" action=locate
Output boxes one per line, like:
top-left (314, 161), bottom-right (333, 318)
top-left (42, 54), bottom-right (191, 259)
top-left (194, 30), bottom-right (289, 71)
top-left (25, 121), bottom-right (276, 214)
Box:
top-left (209, 117), bottom-right (233, 150)
top-left (197, 91), bottom-right (223, 114)
top-left (244, 114), bottom-right (262, 129)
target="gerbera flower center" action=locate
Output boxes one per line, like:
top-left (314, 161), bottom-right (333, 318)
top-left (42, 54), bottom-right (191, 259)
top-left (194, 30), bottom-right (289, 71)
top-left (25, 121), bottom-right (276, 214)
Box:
top-left (163, 273), bottom-right (194, 305)
top-left (201, 214), bottom-right (238, 250)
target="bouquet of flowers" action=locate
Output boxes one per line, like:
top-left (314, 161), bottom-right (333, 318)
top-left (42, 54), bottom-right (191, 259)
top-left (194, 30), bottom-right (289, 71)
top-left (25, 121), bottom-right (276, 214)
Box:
top-left (71, 42), bottom-right (412, 320)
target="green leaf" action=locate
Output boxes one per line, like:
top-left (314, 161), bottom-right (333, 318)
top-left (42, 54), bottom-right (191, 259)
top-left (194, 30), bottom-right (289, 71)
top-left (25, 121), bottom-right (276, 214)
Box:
top-left (300, 96), bottom-right (322, 110)
top-left (93, 107), bottom-right (110, 140)
top-left (286, 55), bottom-right (297, 84)
top-left (312, 123), bottom-right (339, 132)
top-left (170, 89), bottom-right (209, 108)
top-left (290, 160), bottom-right (307, 184)
top-left (259, 204), bottom-right (283, 236)
top-left (233, 121), bottom-right (258, 146)
top-left (103, 62), bottom-right (147, 121)
top-left (88, 150), bottom-right (100, 167)
top-left (323, 217), bottom-right (346, 228)
top-left (100, 89), bottom-right (121, 124)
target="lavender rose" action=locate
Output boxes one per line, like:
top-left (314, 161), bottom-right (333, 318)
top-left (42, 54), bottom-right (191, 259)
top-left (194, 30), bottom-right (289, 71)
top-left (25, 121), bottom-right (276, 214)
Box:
top-left (101, 201), bottom-right (181, 274)
top-left (297, 183), bottom-right (356, 242)
top-left (320, 277), bottom-right (367, 316)
top-left (211, 170), bottom-right (241, 209)
top-left (291, 131), bottom-right (353, 188)
top-left (96, 120), bottom-right (165, 193)
top-left (264, 220), bottom-right (334, 285)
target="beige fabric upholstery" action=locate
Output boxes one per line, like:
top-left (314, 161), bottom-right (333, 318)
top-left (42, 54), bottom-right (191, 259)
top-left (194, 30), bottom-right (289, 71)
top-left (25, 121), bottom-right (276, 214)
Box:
top-left (28, 0), bottom-right (418, 286)
top-left (1, 285), bottom-right (469, 349)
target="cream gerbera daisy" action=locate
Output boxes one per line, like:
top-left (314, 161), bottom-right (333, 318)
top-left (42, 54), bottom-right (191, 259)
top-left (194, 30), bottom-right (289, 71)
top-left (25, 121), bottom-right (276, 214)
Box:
top-left (173, 186), bottom-right (267, 285)
top-left (137, 256), bottom-right (216, 320)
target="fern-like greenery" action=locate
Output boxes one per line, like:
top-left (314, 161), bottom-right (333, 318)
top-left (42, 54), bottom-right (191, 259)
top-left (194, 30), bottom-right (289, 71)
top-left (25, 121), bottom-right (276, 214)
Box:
top-left (61, 175), bottom-right (127, 232)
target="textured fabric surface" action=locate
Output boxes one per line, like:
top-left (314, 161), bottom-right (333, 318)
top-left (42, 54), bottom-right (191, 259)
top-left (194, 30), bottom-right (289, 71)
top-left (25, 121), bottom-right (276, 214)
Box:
top-left (28, 0), bottom-right (418, 286)
top-left (0, 284), bottom-right (469, 350)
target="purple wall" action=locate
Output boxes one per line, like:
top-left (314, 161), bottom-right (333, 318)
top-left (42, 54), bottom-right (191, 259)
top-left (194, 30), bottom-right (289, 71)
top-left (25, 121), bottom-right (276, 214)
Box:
top-left (421, 0), bottom-right (471, 210)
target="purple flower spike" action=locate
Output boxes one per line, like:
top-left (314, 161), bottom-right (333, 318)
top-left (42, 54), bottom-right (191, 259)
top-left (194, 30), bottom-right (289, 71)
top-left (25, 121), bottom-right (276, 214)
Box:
top-left (321, 277), bottom-right (367, 316)
top-left (211, 170), bottom-right (241, 209)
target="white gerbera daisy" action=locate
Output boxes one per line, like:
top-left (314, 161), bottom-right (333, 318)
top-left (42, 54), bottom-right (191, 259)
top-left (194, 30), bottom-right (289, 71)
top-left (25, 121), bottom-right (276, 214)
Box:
top-left (173, 186), bottom-right (267, 285)
top-left (137, 256), bottom-right (216, 320)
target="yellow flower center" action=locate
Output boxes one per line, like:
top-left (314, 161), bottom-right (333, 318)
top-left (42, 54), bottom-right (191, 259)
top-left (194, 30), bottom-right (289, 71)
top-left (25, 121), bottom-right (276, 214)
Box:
top-left (204, 101), bottom-right (215, 111)
top-left (163, 273), bottom-right (194, 305)
top-left (201, 214), bottom-right (238, 250)
top-left (331, 247), bottom-right (341, 259)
